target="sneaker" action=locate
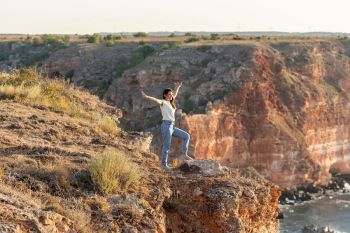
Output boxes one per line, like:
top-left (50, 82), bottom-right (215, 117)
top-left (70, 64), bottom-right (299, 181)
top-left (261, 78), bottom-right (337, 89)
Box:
top-left (180, 154), bottom-right (194, 161)
top-left (161, 164), bottom-right (174, 173)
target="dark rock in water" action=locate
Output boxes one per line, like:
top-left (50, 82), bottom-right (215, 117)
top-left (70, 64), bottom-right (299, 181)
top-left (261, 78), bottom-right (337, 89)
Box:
top-left (305, 184), bottom-right (323, 194)
top-left (276, 211), bottom-right (284, 219)
top-left (302, 224), bottom-right (335, 233)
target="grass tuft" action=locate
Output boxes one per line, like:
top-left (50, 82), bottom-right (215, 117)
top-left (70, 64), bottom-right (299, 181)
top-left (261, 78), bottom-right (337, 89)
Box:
top-left (89, 148), bottom-right (141, 195)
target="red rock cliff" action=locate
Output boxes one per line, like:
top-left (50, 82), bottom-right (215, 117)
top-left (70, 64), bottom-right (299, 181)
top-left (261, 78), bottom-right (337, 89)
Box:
top-left (102, 40), bottom-right (350, 188)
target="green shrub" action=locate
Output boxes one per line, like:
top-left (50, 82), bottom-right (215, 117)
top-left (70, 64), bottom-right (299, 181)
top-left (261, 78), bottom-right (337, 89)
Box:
top-left (184, 32), bottom-right (194, 36)
top-left (210, 33), bottom-right (221, 40)
top-left (64, 69), bottom-right (75, 81)
top-left (162, 43), bottom-right (170, 50)
top-left (104, 34), bottom-right (113, 41)
top-left (168, 33), bottom-right (176, 37)
top-left (133, 32), bottom-right (148, 37)
top-left (87, 34), bottom-right (101, 43)
top-left (197, 45), bottom-right (211, 52)
top-left (89, 148), bottom-right (141, 195)
top-left (172, 41), bottom-right (182, 48)
top-left (106, 40), bottom-right (115, 47)
top-left (185, 37), bottom-right (200, 43)
top-left (232, 34), bottom-right (242, 40)
top-left (113, 44), bottom-right (155, 80)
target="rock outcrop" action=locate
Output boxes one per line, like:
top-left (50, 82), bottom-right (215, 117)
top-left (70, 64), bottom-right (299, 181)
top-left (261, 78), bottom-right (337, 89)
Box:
top-left (0, 70), bottom-right (281, 232)
top-left (167, 161), bottom-right (281, 233)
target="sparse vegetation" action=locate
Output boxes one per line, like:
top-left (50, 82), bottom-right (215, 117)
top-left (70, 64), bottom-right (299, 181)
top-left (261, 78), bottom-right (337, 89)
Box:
top-left (162, 43), bottom-right (170, 50)
top-left (210, 33), bottom-right (221, 40)
top-left (98, 115), bottom-right (119, 135)
top-left (184, 32), bottom-right (195, 36)
top-left (43, 196), bottom-right (91, 233)
top-left (0, 68), bottom-right (121, 134)
top-left (133, 32), bottom-right (148, 38)
top-left (185, 37), bottom-right (200, 43)
top-left (64, 69), bottom-right (75, 81)
top-left (89, 148), bottom-right (141, 195)
top-left (106, 40), bottom-right (115, 47)
top-left (0, 165), bottom-right (4, 182)
top-left (197, 45), bottom-right (212, 52)
top-left (87, 34), bottom-right (101, 43)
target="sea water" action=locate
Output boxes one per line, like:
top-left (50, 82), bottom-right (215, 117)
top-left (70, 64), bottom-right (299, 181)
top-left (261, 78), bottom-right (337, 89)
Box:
top-left (279, 193), bottom-right (350, 233)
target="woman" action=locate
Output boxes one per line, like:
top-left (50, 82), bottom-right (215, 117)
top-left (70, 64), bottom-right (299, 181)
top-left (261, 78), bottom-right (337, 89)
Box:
top-left (140, 82), bottom-right (193, 172)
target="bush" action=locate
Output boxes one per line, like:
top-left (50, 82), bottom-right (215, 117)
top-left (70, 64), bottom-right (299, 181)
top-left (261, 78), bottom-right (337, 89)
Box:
top-left (87, 34), bottom-right (101, 43)
top-left (232, 34), bottom-right (242, 40)
top-left (89, 148), bottom-right (140, 195)
top-left (184, 32), bottom-right (194, 36)
top-left (168, 33), bottom-right (176, 37)
top-left (113, 44), bottom-right (155, 80)
top-left (162, 43), bottom-right (170, 50)
top-left (133, 32), bottom-right (148, 38)
top-left (104, 34), bottom-right (113, 41)
top-left (98, 115), bottom-right (119, 135)
top-left (64, 69), bottom-right (75, 81)
top-left (185, 37), bottom-right (200, 43)
top-left (210, 33), bottom-right (221, 40)
top-left (114, 35), bottom-right (123, 40)
top-left (106, 40), bottom-right (115, 47)
top-left (197, 45), bottom-right (211, 52)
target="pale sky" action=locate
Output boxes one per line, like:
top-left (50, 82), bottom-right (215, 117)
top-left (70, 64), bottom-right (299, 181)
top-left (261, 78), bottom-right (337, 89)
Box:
top-left (1, 0), bottom-right (349, 34)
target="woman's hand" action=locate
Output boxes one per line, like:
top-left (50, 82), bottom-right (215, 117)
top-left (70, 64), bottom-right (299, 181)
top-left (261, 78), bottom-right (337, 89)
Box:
top-left (175, 81), bottom-right (183, 88)
top-left (174, 81), bottom-right (183, 99)
top-left (140, 89), bottom-right (147, 98)
top-left (140, 89), bottom-right (163, 105)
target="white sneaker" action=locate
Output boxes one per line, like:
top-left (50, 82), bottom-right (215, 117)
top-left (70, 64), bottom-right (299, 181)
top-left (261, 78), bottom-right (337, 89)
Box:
top-left (180, 154), bottom-right (194, 161)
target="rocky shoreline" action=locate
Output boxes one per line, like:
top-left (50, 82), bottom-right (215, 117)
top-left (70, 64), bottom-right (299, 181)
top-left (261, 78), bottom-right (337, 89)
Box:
top-left (279, 174), bottom-right (350, 233)
top-left (279, 174), bottom-right (350, 206)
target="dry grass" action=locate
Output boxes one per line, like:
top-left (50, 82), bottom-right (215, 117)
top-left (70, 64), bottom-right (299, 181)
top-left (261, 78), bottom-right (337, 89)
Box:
top-left (0, 165), bottom-right (4, 182)
top-left (98, 115), bottom-right (119, 135)
top-left (89, 148), bottom-right (141, 195)
top-left (43, 196), bottom-right (91, 233)
top-left (0, 68), bottom-right (121, 135)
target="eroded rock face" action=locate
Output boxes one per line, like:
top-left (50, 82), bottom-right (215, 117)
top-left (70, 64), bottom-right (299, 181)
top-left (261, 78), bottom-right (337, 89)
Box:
top-left (166, 163), bottom-right (281, 233)
top-left (102, 40), bottom-right (350, 188)
top-left (0, 192), bottom-right (73, 233)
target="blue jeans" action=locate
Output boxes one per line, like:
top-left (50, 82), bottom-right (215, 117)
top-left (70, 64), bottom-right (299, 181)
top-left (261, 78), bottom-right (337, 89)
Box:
top-left (161, 120), bottom-right (190, 166)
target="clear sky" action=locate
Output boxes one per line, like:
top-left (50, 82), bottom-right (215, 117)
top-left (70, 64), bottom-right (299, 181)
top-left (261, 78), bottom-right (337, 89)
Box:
top-left (1, 0), bottom-right (349, 34)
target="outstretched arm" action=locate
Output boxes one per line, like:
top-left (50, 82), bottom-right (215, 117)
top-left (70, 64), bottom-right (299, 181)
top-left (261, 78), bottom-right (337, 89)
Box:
top-left (140, 90), bottom-right (163, 105)
top-left (173, 81), bottom-right (182, 99)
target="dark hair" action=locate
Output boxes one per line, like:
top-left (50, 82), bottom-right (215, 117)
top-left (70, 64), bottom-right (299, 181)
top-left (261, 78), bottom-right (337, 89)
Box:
top-left (163, 88), bottom-right (176, 109)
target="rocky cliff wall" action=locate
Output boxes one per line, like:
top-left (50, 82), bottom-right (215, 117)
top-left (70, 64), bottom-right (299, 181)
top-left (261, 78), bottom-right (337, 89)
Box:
top-left (103, 40), bottom-right (350, 188)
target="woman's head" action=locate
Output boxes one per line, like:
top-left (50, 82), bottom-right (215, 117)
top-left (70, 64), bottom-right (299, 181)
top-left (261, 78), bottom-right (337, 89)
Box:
top-left (162, 88), bottom-right (176, 109)
top-left (163, 88), bottom-right (174, 101)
